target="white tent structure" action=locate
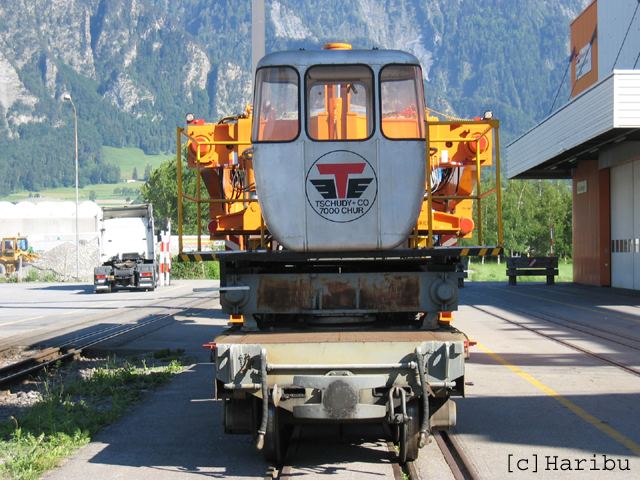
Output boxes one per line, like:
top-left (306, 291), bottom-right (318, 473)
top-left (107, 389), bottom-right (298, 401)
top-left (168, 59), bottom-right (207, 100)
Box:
top-left (0, 201), bottom-right (101, 253)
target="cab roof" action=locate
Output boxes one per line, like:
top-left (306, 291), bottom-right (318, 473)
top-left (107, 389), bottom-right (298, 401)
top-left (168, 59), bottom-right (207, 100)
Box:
top-left (256, 48), bottom-right (421, 70)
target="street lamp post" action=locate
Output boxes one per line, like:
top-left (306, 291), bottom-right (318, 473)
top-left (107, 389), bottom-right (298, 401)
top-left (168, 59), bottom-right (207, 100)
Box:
top-left (63, 93), bottom-right (80, 280)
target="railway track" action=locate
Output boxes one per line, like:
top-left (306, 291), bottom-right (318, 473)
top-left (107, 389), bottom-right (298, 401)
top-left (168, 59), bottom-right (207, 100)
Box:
top-left (433, 431), bottom-right (480, 480)
top-left (528, 283), bottom-right (640, 306)
top-left (463, 291), bottom-right (640, 350)
top-left (461, 292), bottom-right (640, 377)
top-left (263, 425), bottom-right (479, 480)
top-left (0, 290), bottom-right (220, 388)
top-left (0, 286), bottom-right (218, 351)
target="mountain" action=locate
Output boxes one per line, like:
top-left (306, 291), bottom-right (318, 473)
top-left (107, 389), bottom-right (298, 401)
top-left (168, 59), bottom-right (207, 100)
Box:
top-left (0, 0), bottom-right (588, 196)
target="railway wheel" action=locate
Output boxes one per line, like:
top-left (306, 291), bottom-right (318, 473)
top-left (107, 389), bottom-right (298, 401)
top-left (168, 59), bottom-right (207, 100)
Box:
top-left (263, 403), bottom-right (291, 465)
top-left (399, 398), bottom-right (420, 463)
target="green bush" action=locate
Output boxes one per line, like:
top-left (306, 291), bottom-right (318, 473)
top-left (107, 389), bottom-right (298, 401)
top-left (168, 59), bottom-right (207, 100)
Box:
top-left (169, 256), bottom-right (219, 280)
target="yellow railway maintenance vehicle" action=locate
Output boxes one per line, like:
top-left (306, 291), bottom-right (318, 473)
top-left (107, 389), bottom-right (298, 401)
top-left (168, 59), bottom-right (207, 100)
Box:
top-left (177, 43), bottom-right (503, 464)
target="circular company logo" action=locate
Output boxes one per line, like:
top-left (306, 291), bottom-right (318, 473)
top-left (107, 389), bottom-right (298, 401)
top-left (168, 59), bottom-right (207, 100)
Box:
top-left (305, 150), bottom-right (378, 223)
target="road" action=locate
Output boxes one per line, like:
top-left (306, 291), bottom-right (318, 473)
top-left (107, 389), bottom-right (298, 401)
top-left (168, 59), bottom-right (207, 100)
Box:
top-left (0, 280), bottom-right (216, 348)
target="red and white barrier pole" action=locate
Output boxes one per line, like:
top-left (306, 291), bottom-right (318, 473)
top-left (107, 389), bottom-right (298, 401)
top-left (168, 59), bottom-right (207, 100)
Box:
top-left (166, 220), bottom-right (171, 286)
top-left (226, 235), bottom-right (241, 251)
top-left (550, 225), bottom-right (554, 257)
top-left (158, 234), bottom-right (165, 287)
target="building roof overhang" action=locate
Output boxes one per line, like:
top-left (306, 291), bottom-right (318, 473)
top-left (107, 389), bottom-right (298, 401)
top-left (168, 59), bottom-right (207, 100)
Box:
top-left (506, 70), bottom-right (640, 179)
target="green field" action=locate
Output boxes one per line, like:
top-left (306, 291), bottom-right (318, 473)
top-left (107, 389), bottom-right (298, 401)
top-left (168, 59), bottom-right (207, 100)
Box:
top-left (102, 146), bottom-right (173, 180)
top-left (1, 147), bottom-right (173, 204)
top-left (467, 259), bottom-right (573, 283)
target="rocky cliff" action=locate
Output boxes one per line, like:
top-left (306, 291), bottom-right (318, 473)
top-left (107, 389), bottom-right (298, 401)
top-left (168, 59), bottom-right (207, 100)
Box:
top-left (0, 0), bottom-right (588, 195)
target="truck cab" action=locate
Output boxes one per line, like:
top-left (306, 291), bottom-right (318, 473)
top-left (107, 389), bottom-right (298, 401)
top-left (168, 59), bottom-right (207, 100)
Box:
top-left (93, 204), bottom-right (158, 293)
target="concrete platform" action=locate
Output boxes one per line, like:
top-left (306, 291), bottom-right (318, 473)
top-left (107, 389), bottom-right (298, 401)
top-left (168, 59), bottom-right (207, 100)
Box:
top-left (448, 282), bottom-right (640, 479)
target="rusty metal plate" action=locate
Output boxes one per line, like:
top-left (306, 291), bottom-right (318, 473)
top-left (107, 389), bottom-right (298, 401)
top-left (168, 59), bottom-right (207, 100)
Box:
top-left (223, 330), bottom-right (464, 345)
top-left (358, 273), bottom-right (420, 310)
top-left (256, 276), bottom-right (307, 311)
top-left (321, 278), bottom-right (357, 309)
top-left (255, 272), bottom-right (424, 313)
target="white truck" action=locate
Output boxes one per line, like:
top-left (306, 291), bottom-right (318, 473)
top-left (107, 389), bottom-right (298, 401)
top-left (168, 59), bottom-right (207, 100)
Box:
top-left (94, 204), bottom-right (158, 293)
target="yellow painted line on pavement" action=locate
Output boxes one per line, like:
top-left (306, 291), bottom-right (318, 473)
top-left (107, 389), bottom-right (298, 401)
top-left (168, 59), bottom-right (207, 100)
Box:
top-left (487, 285), bottom-right (640, 324)
top-left (0, 315), bottom-right (47, 326)
top-left (475, 341), bottom-right (640, 456)
top-left (1, 284), bottom-right (187, 327)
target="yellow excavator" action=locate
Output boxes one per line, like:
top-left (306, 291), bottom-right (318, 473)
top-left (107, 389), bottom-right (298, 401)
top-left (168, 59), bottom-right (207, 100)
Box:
top-left (0, 236), bottom-right (39, 276)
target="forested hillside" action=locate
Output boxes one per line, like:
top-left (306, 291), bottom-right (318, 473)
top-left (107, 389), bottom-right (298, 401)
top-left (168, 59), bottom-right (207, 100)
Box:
top-left (0, 0), bottom-right (588, 197)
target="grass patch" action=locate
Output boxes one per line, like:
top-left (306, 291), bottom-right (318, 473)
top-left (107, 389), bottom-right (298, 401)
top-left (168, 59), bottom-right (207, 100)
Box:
top-left (0, 147), bottom-right (172, 204)
top-left (149, 348), bottom-right (186, 363)
top-left (466, 259), bottom-right (573, 282)
top-left (1, 269), bottom-right (60, 284)
top-left (1, 182), bottom-right (142, 205)
top-left (102, 146), bottom-right (172, 180)
top-left (0, 355), bottom-right (184, 480)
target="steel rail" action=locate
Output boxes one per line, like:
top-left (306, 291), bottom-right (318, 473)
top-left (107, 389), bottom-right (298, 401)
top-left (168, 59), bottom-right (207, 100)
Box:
top-left (463, 292), bottom-right (640, 350)
top-left (528, 283), bottom-right (640, 308)
top-left (434, 430), bottom-right (481, 480)
top-left (263, 425), bottom-right (302, 480)
top-left (266, 423), bottom-right (408, 479)
top-left (0, 287), bottom-right (219, 353)
top-left (0, 294), bottom-right (217, 388)
top-left (463, 298), bottom-right (640, 378)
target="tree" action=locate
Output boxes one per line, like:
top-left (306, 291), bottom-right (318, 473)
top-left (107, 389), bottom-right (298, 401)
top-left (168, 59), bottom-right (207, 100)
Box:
top-left (468, 173), bottom-right (573, 259)
top-left (140, 151), bottom-right (209, 234)
top-left (528, 180), bottom-right (572, 258)
top-left (132, 167), bottom-right (139, 180)
top-left (89, 190), bottom-right (97, 202)
top-left (143, 163), bottom-right (152, 181)
top-left (500, 177), bottom-right (538, 256)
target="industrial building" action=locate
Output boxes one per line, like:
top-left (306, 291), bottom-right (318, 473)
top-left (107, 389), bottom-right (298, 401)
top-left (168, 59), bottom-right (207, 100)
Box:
top-left (0, 201), bottom-right (101, 253)
top-left (507, 0), bottom-right (640, 290)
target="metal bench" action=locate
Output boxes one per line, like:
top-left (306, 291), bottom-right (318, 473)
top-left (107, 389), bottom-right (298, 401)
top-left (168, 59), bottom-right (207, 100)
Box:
top-left (506, 257), bottom-right (559, 286)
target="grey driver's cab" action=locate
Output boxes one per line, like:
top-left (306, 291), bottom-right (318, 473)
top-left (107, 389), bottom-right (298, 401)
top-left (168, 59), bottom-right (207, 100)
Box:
top-left (251, 44), bottom-right (427, 252)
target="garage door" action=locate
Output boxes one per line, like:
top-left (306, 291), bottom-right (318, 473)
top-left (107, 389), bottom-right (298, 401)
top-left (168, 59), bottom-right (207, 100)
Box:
top-left (610, 159), bottom-right (640, 289)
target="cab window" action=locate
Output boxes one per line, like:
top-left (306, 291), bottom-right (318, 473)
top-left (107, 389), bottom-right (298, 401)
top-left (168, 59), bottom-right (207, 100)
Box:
top-left (306, 65), bottom-right (373, 141)
top-left (380, 65), bottom-right (425, 139)
top-left (253, 67), bottom-right (300, 142)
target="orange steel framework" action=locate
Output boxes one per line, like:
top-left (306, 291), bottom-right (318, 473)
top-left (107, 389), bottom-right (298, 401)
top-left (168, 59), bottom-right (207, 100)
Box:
top-left (176, 112), bottom-right (503, 254)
